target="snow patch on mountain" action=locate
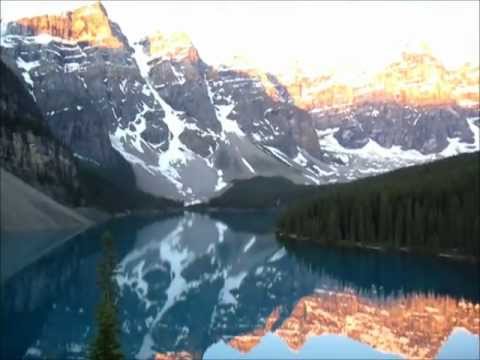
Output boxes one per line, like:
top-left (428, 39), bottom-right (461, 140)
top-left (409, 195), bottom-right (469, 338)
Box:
top-left (16, 57), bottom-right (40, 98)
top-left (440, 117), bottom-right (480, 156)
top-left (170, 64), bottom-right (186, 85)
top-left (205, 76), bottom-right (244, 139)
top-left (317, 128), bottom-right (434, 161)
top-left (241, 157), bottom-right (255, 173)
top-left (263, 146), bottom-right (295, 167)
top-left (112, 102), bottom-right (151, 154)
top-left (215, 169), bottom-right (228, 191)
top-left (1, 33), bottom-right (69, 48)
top-left (116, 43), bottom-right (199, 197)
top-left (318, 118), bottom-right (479, 164)
top-left (293, 148), bottom-right (308, 166)
top-left (216, 102), bottom-right (243, 137)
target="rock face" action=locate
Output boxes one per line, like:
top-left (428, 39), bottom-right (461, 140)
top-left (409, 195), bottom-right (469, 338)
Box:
top-left (313, 102), bottom-right (478, 154)
top-left (135, 32), bottom-right (325, 200)
top-left (6, 2), bottom-right (126, 49)
top-left (1, 29), bottom-right (151, 168)
top-left (0, 129), bottom-right (81, 204)
top-left (205, 66), bottom-right (320, 158)
top-left (1, 2), bottom-right (478, 202)
top-left (0, 60), bottom-right (81, 205)
top-left (281, 49), bottom-right (480, 154)
top-left (2, 11), bottom-right (323, 202)
top-left (1, 5), bottom-right (168, 194)
top-left (281, 50), bottom-right (480, 110)
top-left (144, 32), bottom-right (200, 62)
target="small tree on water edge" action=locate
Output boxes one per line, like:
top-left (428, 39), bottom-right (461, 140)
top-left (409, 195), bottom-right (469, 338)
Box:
top-left (89, 231), bottom-right (124, 360)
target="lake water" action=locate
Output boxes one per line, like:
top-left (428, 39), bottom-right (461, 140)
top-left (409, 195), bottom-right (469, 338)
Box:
top-left (2, 210), bottom-right (479, 360)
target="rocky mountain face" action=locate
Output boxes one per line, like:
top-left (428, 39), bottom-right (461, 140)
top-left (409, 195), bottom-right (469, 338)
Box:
top-left (9, 1), bottom-right (127, 49)
top-left (2, 3), bottom-right (150, 181)
top-left (281, 50), bottom-right (480, 154)
top-left (131, 32), bottom-right (324, 201)
top-left (281, 50), bottom-right (479, 110)
top-left (313, 102), bottom-right (478, 154)
top-left (0, 55), bottom-right (176, 213)
top-left (1, 2), bottom-right (478, 203)
top-left (0, 60), bottom-right (81, 205)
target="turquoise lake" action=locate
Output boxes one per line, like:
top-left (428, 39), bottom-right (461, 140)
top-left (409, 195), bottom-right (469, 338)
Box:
top-left (2, 210), bottom-right (479, 359)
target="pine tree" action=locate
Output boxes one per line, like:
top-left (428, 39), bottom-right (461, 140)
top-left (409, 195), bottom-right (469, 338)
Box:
top-left (89, 231), bottom-right (123, 360)
top-left (394, 205), bottom-right (404, 248)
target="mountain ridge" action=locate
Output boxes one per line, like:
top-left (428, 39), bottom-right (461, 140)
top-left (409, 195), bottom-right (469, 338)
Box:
top-left (278, 50), bottom-right (479, 111)
top-left (1, 1), bottom-right (478, 203)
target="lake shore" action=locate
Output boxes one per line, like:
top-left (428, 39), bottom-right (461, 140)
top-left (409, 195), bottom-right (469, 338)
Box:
top-left (276, 231), bottom-right (479, 263)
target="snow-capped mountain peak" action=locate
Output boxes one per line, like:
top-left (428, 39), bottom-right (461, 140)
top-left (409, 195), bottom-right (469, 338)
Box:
top-left (1, 1), bottom-right (478, 204)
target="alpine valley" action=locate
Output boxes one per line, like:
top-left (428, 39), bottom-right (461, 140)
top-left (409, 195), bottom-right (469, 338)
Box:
top-left (2, 2), bottom-right (480, 360)
top-left (1, 1), bottom-right (479, 206)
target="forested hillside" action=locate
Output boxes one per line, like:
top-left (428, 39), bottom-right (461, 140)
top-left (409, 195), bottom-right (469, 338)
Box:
top-left (277, 152), bottom-right (480, 258)
top-left (207, 176), bottom-right (315, 209)
top-left (77, 161), bottom-right (178, 212)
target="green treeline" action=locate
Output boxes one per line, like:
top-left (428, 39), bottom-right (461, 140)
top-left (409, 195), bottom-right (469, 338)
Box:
top-left (277, 152), bottom-right (480, 258)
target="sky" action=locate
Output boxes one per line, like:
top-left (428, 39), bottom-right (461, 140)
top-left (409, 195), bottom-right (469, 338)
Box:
top-left (1, 1), bottom-right (479, 76)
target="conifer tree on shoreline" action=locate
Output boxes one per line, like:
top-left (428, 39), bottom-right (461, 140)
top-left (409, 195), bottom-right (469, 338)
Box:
top-left (89, 231), bottom-right (124, 360)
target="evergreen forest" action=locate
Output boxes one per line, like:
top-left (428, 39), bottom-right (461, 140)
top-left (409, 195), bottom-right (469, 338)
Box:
top-left (277, 152), bottom-right (480, 258)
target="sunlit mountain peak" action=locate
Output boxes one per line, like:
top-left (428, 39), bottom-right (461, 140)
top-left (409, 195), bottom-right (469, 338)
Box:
top-left (7, 1), bottom-right (124, 48)
top-left (139, 30), bottom-right (200, 62)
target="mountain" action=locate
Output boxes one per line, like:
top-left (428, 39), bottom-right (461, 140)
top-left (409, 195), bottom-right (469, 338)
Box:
top-left (1, 58), bottom-right (91, 233)
top-left (281, 49), bottom-right (479, 110)
top-left (278, 49), bottom-right (479, 154)
top-left (0, 57), bottom-right (177, 215)
top-left (0, 59), bottom-right (82, 205)
top-left (2, 3), bottom-right (147, 181)
top-left (1, 2), bottom-right (478, 204)
top-left (0, 3), bottom-right (321, 203)
top-left (206, 176), bottom-right (314, 209)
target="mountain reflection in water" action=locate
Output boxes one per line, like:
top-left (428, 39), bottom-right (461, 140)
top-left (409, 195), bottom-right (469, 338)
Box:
top-left (2, 211), bottom-right (479, 360)
top-left (226, 291), bottom-right (479, 359)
